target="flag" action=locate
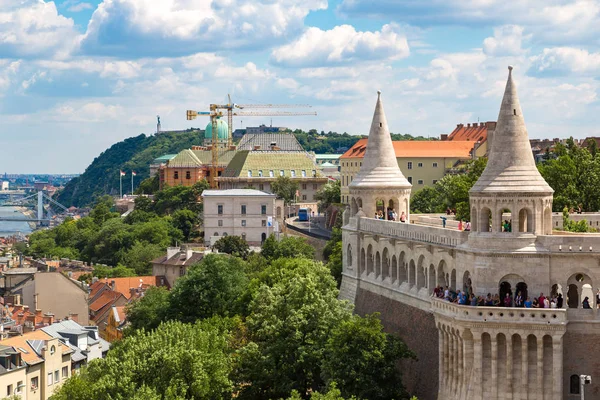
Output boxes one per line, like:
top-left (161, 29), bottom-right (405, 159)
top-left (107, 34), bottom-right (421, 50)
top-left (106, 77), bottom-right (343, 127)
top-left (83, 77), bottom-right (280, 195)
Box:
top-left (120, 170), bottom-right (125, 176)
top-left (132, 171), bottom-right (137, 176)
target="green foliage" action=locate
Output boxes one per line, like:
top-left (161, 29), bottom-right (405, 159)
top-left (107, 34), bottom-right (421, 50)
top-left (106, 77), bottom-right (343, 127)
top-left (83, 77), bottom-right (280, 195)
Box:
top-left (56, 130), bottom-right (202, 207)
top-left (121, 242), bottom-right (165, 275)
top-left (325, 241), bottom-right (343, 288)
top-left (152, 181), bottom-right (208, 215)
top-left (287, 383), bottom-right (356, 400)
top-left (171, 209), bottom-right (200, 241)
top-left (271, 176), bottom-right (299, 206)
top-left (315, 180), bottom-right (341, 212)
top-left (562, 207), bottom-right (593, 232)
top-left (322, 313), bottom-right (415, 400)
top-left (261, 234), bottom-right (314, 261)
top-left (136, 175), bottom-right (160, 195)
top-left (168, 255), bottom-right (249, 323)
top-left (125, 286), bottom-right (170, 332)
top-left (51, 320), bottom-right (234, 400)
top-left (93, 264), bottom-right (137, 278)
top-left (235, 258), bottom-right (352, 399)
top-left (213, 235), bottom-right (250, 259)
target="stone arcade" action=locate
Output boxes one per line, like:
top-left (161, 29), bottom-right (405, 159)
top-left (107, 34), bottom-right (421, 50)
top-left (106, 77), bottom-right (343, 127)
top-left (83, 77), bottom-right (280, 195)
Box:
top-left (340, 67), bottom-right (600, 400)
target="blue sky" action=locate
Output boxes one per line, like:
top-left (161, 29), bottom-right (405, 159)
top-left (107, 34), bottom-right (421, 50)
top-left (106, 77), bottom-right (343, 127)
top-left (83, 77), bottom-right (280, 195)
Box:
top-left (1, 0), bottom-right (600, 173)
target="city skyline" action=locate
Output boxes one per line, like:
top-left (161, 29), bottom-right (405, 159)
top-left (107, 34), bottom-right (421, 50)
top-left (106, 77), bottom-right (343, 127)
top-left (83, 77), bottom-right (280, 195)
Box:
top-left (1, 0), bottom-right (600, 173)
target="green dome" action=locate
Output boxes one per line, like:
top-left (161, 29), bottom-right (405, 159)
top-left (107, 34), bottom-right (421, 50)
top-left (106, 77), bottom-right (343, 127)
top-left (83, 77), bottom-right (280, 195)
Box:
top-left (205, 119), bottom-right (229, 140)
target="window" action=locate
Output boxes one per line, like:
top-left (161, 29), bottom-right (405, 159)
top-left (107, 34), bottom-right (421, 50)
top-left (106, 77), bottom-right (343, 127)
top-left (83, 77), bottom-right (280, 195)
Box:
top-left (433, 180), bottom-right (438, 184)
top-left (407, 162), bottom-right (413, 170)
top-left (280, 170), bottom-right (285, 176)
top-left (291, 170), bottom-right (296, 177)
top-left (269, 170), bottom-right (274, 177)
top-left (432, 162), bottom-right (438, 168)
top-left (248, 171), bottom-right (252, 177)
top-left (418, 162), bottom-right (423, 167)
top-left (312, 170), bottom-right (316, 176)
top-left (7, 385), bottom-right (12, 396)
top-left (418, 179), bottom-right (424, 184)
top-left (179, 267), bottom-right (185, 276)
top-left (62, 366), bottom-right (68, 379)
top-left (301, 170), bottom-right (306, 177)
top-left (262, 220), bottom-right (267, 227)
top-left (241, 205), bottom-right (247, 214)
top-left (302, 195), bottom-right (307, 200)
top-left (218, 220), bottom-right (223, 227)
top-left (31, 376), bottom-right (38, 390)
top-left (213, 232), bottom-right (219, 237)
top-left (261, 205), bottom-right (267, 215)
top-left (47, 373), bottom-right (53, 386)
top-left (50, 345), bottom-right (56, 355)
top-left (258, 170), bottom-right (263, 177)
top-left (218, 205), bottom-right (223, 215)
top-left (302, 184), bottom-right (307, 190)
top-left (259, 184), bottom-right (264, 190)
top-left (185, 170), bottom-right (191, 179)
top-left (570, 375), bottom-right (580, 394)
top-left (408, 177), bottom-right (413, 184)
top-left (174, 171), bottom-right (179, 179)
top-left (54, 370), bottom-right (59, 383)
top-left (313, 184), bottom-right (317, 190)
top-left (223, 232), bottom-right (228, 237)
top-left (241, 220), bottom-right (246, 227)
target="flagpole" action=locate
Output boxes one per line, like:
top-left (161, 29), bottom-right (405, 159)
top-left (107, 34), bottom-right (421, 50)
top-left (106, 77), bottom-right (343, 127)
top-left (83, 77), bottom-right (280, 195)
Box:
top-left (131, 172), bottom-right (134, 195)
top-left (119, 171), bottom-right (123, 198)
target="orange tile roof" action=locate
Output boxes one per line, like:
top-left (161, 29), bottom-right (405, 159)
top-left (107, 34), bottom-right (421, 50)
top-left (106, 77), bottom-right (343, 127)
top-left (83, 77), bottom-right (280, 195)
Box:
top-left (89, 291), bottom-right (124, 313)
top-left (447, 122), bottom-right (491, 142)
top-left (110, 276), bottom-right (161, 299)
top-left (0, 330), bottom-right (54, 364)
top-left (341, 139), bottom-right (475, 159)
top-left (89, 281), bottom-right (107, 298)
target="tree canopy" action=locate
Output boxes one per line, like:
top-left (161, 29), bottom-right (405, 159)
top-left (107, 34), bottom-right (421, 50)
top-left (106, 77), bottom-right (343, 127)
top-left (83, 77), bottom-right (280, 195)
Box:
top-left (271, 176), bottom-right (299, 206)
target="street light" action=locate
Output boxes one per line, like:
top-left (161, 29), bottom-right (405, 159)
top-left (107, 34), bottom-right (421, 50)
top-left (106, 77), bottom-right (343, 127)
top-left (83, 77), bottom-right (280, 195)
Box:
top-left (14, 383), bottom-right (26, 397)
top-left (580, 374), bottom-right (592, 400)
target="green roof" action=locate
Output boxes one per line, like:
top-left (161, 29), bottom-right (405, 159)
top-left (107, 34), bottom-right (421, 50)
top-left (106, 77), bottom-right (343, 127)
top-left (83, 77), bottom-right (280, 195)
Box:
top-left (315, 154), bottom-right (341, 160)
top-left (168, 148), bottom-right (238, 168)
top-left (205, 119), bottom-right (229, 140)
top-left (152, 154), bottom-right (177, 163)
top-left (167, 149), bottom-right (202, 167)
top-left (222, 151), bottom-right (322, 178)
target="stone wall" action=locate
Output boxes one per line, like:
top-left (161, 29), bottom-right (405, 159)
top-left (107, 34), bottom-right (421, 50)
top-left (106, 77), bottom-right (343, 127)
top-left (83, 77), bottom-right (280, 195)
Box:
top-left (354, 288), bottom-right (439, 400)
top-left (563, 328), bottom-right (600, 399)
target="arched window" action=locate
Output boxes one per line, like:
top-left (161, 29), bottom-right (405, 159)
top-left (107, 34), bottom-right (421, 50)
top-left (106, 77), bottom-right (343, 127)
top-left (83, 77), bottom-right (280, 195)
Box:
top-left (480, 207), bottom-right (492, 232)
top-left (375, 252), bottom-right (381, 278)
top-left (360, 248), bottom-right (366, 275)
top-left (382, 248), bottom-right (389, 280)
top-left (347, 244), bottom-right (353, 268)
top-left (570, 375), bottom-right (580, 394)
top-left (367, 245), bottom-right (374, 275)
top-left (519, 208), bottom-right (533, 233)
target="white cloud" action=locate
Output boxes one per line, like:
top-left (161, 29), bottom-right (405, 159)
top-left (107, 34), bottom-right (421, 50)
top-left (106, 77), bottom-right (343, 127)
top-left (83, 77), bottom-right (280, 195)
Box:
top-left (530, 47), bottom-right (600, 75)
top-left (37, 59), bottom-right (143, 79)
top-left (67, 2), bottom-right (94, 12)
top-left (80, 0), bottom-right (327, 56)
top-left (0, 0), bottom-right (77, 58)
top-left (483, 25), bottom-right (528, 56)
top-left (271, 24), bottom-right (409, 67)
top-left (54, 101), bottom-right (125, 122)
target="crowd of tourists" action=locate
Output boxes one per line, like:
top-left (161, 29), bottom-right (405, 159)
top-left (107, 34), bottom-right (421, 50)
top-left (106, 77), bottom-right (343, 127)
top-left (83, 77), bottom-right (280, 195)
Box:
top-left (375, 208), bottom-right (407, 222)
top-left (431, 286), bottom-right (584, 308)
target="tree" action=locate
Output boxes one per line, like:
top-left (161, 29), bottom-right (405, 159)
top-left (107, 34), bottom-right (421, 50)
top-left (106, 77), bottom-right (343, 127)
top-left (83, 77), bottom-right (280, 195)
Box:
top-left (325, 241), bottom-right (343, 287)
top-left (315, 180), bottom-right (341, 212)
top-left (235, 258), bottom-right (352, 399)
top-left (136, 175), bottom-right (160, 195)
top-left (213, 235), bottom-right (250, 259)
top-left (171, 209), bottom-right (199, 241)
top-left (168, 255), bottom-right (249, 323)
top-left (89, 195), bottom-right (119, 225)
top-left (322, 314), bottom-right (415, 400)
top-left (261, 234), bottom-right (314, 261)
top-left (125, 286), bottom-right (170, 332)
top-left (271, 176), bottom-right (299, 206)
top-left (122, 242), bottom-right (164, 275)
top-left (51, 320), bottom-right (234, 400)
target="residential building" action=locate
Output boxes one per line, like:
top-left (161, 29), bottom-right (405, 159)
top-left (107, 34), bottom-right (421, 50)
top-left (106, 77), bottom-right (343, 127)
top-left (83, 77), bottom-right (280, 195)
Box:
top-left (151, 247), bottom-right (204, 288)
top-left (1, 330), bottom-right (72, 400)
top-left (202, 189), bottom-right (277, 245)
top-left (340, 139), bottom-right (477, 204)
top-left (442, 121), bottom-right (495, 157)
top-left (104, 306), bottom-right (126, 343)
top-left (8, 272), bottom-right (89, 325)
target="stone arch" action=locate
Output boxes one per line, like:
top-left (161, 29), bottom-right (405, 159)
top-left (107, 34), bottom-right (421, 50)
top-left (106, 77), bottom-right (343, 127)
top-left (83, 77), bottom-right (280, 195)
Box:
top-left (408, 259), bottom-right (416, 287)
top-left (398, 252), bottom-right (407, 283)
top-left (366, 244), bottom-right (374, 275)
top-left (382, 247), bottom-right (390, 280)
top-left (428, 264), bottom-right (436, 291)
top-left (567, 273), bottom-right (594, 309)
top-left (570, 375), bottom-right (581, 394)
top-left (515, 281), bottom-right (528, 306)
top-left (357, 197), bottom-right (363, 209)
top-left (346, 244), bottom-right (352, 268)
top-left (276, 206), bottom-right (282, 217)
top-left (543, 206), bottom-right (552, 234)
top-left (498, 206), bottom-right (513, 233)
top-left (518, 207), bottom-right (534, 233)
top-left (375, 251), bottom-right (381, 278)
top-left (479, 206), bottom-right (492, 232)
top-left (375, 198), bottom-right (385, 218)
top-left (360, 248), bottom-right (366, 275)
top-left (437, 260), bottom-right (447, 287)
top-left (391, 255), bottom-right (398, 283)
top-left (416, 255), bottom-right (426, 289)
top-left (462, 271), bottom-right (472, 296)
top-left (260, 232), bottom-right (265, 243)
top-left (350, 198), bottom-right (358, 215)
top-left (450, 269), bottom-right (456, 291)
top-left (499, 281), bottom-right (512, 305)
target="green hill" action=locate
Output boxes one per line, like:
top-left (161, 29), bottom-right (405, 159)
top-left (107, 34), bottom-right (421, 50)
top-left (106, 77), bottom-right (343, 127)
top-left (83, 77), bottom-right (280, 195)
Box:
top-left (56, 130), bottom-right (202, 207)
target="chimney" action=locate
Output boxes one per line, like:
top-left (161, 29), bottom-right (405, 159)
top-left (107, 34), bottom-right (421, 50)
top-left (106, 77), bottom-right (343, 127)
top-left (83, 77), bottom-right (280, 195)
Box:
top-left (466, 123), bottom-right (471, 128)
top-left (110, 280), bottom-right (116, 290)
top-left (23, 305), bottom-right (29, 312)
top-left (440, 134), bottom-right (448, 141)
top-left (35, 309), bottom-right (42, 317)
top-left (68, 313), bottom-right (78, 323)
top-left (129, 287), bottom-right (137, 298)
top-left (92, 276), bottom-right (98, 284)
top-left (13, 305), bottom-right (22, 312)
top-left (253, 145), bottom-right (261, 150)
top-left (229, 145), bottom-right (237, 150)
top-left (473, 122), bottom-right (478, 127)
top-left (480, 122), bottom-right (485, 127)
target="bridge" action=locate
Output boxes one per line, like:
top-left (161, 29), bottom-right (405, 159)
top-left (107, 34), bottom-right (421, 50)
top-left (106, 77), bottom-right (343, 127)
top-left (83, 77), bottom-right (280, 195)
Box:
top-left (0, 191), bottom-right (68, 226)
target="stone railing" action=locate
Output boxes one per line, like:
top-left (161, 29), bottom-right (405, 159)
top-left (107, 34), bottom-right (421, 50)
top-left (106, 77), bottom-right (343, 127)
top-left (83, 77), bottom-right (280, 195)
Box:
top-left (431, 297), bottom-right (568, 325)
top-left (537, 234), bottom-right (600, 253)
top-left (358, 217), bottom-right (469, 248)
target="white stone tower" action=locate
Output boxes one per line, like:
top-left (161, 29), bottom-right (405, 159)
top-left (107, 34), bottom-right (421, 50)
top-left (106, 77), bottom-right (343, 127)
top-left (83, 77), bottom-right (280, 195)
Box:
top-left (348, 91), bottom-right (412, 219)
top-left (469, 66), bottom-right (554, 244)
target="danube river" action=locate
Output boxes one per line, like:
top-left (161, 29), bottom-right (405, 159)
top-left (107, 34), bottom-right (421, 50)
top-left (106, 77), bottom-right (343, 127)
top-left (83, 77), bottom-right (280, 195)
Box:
top-left (0, 206), bottom-right (33, 237)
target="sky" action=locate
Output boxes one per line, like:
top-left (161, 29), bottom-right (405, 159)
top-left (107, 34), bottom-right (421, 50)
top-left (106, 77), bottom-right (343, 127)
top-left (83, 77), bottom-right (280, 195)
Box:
top-left (1, 0), bottom-right (600, 173)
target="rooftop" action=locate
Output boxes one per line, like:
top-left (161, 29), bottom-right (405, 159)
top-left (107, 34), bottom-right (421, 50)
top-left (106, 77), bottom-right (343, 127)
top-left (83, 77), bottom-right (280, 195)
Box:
top-left (237, 133), bottom-right (304, 151)
top-left (221, 151), bottom-right (322, 179)
top-left (447, 122), bottom-right (494, 142)
top-left (341, 139), bottom-right (475, 159)
top-left (202, 189), bottom-right (276, 197)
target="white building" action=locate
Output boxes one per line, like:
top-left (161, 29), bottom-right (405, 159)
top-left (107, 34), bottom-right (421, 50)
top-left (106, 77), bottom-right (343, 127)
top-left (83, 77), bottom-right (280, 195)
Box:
top-left (202, 189), bottom-right (277, 246)
top-left (1, 181), bottom-right (8, 191)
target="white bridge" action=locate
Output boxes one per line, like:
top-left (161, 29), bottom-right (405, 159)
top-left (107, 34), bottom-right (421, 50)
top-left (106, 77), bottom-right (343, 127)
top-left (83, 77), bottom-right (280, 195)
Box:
top-left (0, 191), bottom-right (68, 226)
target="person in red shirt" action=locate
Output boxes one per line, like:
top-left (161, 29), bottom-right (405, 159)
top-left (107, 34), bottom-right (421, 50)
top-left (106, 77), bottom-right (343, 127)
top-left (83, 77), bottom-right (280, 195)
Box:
top-left (538, 293), bottom-right (546, 308)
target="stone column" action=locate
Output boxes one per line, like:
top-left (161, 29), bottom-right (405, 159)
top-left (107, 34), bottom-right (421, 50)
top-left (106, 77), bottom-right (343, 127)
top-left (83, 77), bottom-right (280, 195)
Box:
top-left (472, 333), bottom-right (483, 400)
top-left (552, 336), bottom-right (563, 400)
top-left (491, 334), bottom-right (498, 399)
top-left (458, 333), bottom-right (464, 399)
top-left (453, 333), bottom-right (459, 396)
top-left (537, 336), bottom-right (544, 400)
top-left (449, 331), bottom-right (454, 395)
top-left (506, 334), bottom-right (513, 400)
top-left (443, 330), bottom-right (449, 393)
top-left (521, 336), bottom-right (528, 400)
top-left (438, 327), bottom-right (445, 398)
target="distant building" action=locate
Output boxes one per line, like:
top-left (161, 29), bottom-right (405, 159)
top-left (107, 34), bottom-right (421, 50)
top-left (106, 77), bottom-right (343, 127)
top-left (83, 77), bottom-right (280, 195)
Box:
top-left (0, 181), bottom-right (8, 191)
top-left (236, 132), bottom-right (304, 151)
top-left (202, 189), bottom-right (277, 246)
top-left (149, 154), bottom-right (177, 177)
top-left (152, 247), bottom-right (204, 288)
top-left (340, 139), bottom-right (478, 204)
top-left (314, 154), bottom-right (341, 166)
top-left (442, 121), bottom-right (495, 158)
top-left (104, 306), bottom-right (126, 343)
top-left (246, 125), bottom-right (287, 134)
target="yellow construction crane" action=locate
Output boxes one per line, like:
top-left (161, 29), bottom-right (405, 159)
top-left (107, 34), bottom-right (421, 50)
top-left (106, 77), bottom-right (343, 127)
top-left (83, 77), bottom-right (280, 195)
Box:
top-left (186, 96), bottom-right (316, 188)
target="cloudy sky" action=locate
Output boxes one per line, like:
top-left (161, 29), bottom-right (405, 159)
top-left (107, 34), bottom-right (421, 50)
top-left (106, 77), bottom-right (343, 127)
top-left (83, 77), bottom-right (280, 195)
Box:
top-left (1, 0), bottom-right (600, 173)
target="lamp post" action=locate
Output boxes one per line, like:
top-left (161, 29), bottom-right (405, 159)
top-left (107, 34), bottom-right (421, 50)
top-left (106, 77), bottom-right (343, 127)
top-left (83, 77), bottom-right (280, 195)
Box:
top-left (14, 383), bottom-right (26, 397)
top-left (580, 374), bottom-right (592, 400)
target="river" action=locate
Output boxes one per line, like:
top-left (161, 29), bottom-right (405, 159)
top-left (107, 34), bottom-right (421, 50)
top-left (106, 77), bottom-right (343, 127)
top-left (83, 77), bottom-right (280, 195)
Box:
top-left (0, 206), bottom-right (33, 238)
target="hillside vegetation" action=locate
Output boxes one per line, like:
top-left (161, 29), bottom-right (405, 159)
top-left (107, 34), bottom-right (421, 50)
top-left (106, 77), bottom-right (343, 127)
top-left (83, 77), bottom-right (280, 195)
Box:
top-left (56, 130), bottom-right (201, 207)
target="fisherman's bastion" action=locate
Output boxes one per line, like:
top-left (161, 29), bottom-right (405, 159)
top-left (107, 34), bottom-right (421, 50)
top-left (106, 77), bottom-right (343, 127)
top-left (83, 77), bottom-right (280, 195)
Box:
top-left (340, 66), bottom-right (600, 400)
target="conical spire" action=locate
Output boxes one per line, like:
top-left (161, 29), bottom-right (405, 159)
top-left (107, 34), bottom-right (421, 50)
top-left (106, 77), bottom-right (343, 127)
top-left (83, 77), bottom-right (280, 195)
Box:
top-left (470, 66), bottom-right (553, 194)
top-left (350, 91), bottom-right (411, 189)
